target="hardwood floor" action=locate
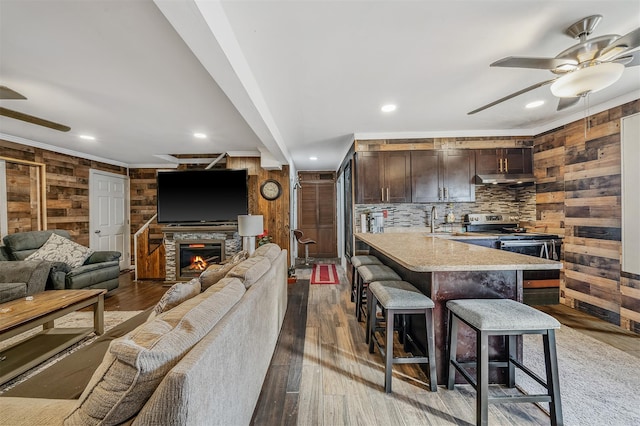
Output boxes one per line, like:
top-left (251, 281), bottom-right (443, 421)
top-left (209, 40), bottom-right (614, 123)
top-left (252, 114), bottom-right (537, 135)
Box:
top-left (108, 264), bottom-right (639, 425)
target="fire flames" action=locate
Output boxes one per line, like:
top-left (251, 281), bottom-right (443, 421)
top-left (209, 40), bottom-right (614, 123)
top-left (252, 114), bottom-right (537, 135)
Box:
top-left (188, 255), bottom-right (208, 271)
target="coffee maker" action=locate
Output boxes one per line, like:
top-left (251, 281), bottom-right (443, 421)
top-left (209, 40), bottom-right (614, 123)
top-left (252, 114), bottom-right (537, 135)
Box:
top-left (369, 212), bottom-right (384, 233)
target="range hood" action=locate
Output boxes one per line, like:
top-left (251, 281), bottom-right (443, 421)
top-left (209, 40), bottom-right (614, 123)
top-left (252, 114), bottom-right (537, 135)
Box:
top-left (475, 174), bottom-right (536, 185)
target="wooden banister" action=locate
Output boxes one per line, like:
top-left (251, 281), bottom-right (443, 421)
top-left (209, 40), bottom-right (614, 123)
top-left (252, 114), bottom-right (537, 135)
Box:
top-left (134, 214), bottom-right (165, 280)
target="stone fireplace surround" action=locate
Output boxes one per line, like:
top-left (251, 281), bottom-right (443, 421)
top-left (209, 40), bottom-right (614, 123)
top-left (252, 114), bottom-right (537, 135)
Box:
top-left (162, 225), bottom-right (242, 282)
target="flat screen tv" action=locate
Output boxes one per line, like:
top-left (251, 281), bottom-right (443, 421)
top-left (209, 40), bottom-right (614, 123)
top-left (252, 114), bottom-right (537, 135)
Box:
top-left (157, 169), bottom-right (248, 224)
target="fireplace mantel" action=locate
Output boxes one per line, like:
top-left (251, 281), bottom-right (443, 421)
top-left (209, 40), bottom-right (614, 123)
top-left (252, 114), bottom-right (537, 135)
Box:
top-left (162, 225), bottom-right (241, 282)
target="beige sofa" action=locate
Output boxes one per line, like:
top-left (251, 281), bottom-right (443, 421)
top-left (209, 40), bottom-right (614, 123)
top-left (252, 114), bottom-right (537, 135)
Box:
top-left (0, 243), bottom-right (288, 425)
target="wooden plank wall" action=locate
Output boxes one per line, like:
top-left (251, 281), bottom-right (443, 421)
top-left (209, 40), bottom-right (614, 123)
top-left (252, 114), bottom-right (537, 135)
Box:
top-left (0, 139), bottom-right (127, 246)
top-left (535, 99), bottom-right (640, 334)
top-left (129, 158), bottom-right (291, 270)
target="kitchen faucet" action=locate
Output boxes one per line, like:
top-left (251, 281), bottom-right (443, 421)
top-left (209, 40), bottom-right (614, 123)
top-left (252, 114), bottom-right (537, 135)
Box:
top-left (430, 206), bottom-right (438, 233)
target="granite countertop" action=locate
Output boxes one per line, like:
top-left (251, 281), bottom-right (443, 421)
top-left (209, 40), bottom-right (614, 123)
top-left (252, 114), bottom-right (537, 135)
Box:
top-left (355, 232), bottom-right (563, 272)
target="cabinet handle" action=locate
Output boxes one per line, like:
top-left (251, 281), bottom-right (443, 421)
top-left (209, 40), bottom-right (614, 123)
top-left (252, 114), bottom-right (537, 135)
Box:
top-left (438, 187), bottom-right (443, 200)
top-left (386, 188), bottom-right (389, 202)
top-left (504, 158), bottom-right (509, 173)
top-left (499, 158), bottom-right (503, 172)
top-left (381, 188), bottom-right (384, 202)
top-left (444, 187), bottom-right (448, 199)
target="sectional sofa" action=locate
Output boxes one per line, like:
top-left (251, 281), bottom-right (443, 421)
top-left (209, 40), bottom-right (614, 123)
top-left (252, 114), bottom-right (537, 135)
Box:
top-left (0, 243), bottom-right (288, 425)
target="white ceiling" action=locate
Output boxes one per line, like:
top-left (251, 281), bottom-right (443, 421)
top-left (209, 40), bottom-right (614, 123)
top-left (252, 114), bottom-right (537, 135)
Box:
top-left (1, 0), bottom-right (639, 171)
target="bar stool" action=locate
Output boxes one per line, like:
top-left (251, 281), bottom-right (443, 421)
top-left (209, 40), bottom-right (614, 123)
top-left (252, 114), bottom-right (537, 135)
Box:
top-left (355, 264), bottom-right (400, 322)
top-left (350, 255), bottom-right (382, 302)
top-left (367, 280), bottom-right (437, 393)
top-left (293, 229), bottom-right (316, 266)
top-left (446, 299), bottom-right (563, 426)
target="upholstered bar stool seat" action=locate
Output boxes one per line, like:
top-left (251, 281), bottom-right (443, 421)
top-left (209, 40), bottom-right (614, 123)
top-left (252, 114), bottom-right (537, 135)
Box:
top-left (367, 280), bottom-right (437, 393)
top-left (354, 264), bottom-right (400, 322)
top-left (350, 255), bottom-right (382, 302)
top-left (446, 299), bottom-right (563, 426)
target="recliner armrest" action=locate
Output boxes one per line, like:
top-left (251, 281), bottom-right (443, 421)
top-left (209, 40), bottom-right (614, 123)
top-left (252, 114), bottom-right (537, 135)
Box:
top-left (85, 251), bottom-right (121, 264)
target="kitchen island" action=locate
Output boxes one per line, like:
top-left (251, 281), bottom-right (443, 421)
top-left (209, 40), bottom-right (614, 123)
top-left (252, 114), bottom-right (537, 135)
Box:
top-left (354, 232), bottom-right (562, 385)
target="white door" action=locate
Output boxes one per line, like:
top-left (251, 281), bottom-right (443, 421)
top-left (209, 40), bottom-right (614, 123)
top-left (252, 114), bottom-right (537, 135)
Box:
top-left (89, 169), bottom-right (130, 270)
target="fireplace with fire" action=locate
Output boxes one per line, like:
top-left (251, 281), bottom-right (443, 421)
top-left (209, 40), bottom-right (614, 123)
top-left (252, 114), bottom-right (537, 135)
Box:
top-left (176, 240), bottom-right (225, 281)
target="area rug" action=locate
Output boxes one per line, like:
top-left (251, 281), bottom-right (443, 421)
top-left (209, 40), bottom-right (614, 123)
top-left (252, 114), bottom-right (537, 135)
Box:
top-left (0, 310), bottom-right (141, 393)
top-left (519, 325), bottom-right (640, 426)
top-left (310, 263), bottom-right (340, 285)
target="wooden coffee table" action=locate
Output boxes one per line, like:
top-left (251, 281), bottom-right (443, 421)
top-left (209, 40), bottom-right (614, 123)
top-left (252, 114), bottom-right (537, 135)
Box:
top-left (0, 289), bottom-right (106, 385)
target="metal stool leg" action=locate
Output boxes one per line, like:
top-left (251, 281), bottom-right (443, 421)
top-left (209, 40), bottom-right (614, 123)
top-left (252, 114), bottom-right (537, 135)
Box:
top-left (425, 308), bottom-right (438, 392)
top-left (544, 330), bottom-right (563, 426)
top-left (304, 244), bottom-right (310, 265)
top-left (385, 308), bottom-right (395, 393)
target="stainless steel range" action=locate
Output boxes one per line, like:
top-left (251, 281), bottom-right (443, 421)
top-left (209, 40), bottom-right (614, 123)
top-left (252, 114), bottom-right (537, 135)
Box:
top-left (464, 213), bottom-right (561, 260)
top-left (462, 212), bottom-right (562, 305)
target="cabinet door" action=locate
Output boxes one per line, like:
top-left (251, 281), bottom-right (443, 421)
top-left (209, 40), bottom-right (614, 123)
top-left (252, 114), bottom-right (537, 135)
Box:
top-left (384, 151), bottom-right (411, 203)
top-left (356, 152), bottom-right (384, 203)
top-left (475, 149), bottom-right (501, 174)
top-left (411, 151), bottom-right (440, 202)
top-left (443, 150), bottom-right (475, 202)
top-left (503, 148), bottom-right (532, 174)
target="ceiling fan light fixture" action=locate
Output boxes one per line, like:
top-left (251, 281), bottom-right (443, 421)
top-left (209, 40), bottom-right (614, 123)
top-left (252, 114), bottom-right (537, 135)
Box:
top-left (550, 62), bottom-right (624, 97)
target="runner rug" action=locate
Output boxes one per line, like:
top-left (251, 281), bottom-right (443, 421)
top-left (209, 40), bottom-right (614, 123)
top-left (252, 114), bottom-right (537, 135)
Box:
top-left (310, 263), bottom-right (340, 285)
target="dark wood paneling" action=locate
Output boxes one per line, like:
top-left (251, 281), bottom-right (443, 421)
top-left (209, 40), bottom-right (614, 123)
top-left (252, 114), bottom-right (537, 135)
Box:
top-left (534, 99), bottom-right (640, 334)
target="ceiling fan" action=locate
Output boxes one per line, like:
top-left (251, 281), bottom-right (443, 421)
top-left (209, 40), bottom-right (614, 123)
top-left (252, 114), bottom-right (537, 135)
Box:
top-left (469, 15), bottom-right (640, 115)
top-left (0, 85), bottom-right (71, 132)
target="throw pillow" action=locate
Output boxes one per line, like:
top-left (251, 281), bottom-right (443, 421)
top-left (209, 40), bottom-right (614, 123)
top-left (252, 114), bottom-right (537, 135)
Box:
top-left (252, 243), bottom-right (280, 261)
top-left (199, 262), bottom-right (235, 291)
top-left (227, 255), bottom-right (271, 288)
top-left (150, 278), bottom-right (201, 319)
top-left (25, 232), bottom-right (93, 268)
top-left (65, 278), bottom-right (246, 425)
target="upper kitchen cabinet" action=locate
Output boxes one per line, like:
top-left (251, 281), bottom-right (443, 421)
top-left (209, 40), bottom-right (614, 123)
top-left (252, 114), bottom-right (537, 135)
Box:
top-left (356, 151), bottom-right (411, 203)
top-left (476, 148), bottom-right (533, 175)
top-left (411, 150), bottom-right (476, 202)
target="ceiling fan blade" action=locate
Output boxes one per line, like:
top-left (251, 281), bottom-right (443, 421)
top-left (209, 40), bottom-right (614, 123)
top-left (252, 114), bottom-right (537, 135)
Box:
top-left (557, 97), bottom-right (581, 111)
top-left (0, 107), bottom-right (70, 132)
top-left (615, 53), bottom-right (640, 68)
top-left (468, 79), bottom-right (557, 115)
top-left (491, 57), bottom-right (577, 70)
top-left (0, 86), bottom-right (27, 100)
top-left (598, 27), bottom-right (640, 60)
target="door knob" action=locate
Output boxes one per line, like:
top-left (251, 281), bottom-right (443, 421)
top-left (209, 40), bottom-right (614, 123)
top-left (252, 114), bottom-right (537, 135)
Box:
top-left (94, 230), bottom-right (101, 234)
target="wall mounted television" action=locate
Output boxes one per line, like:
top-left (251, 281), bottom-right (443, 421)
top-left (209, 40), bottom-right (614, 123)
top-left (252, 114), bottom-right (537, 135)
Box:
top-left (156, 169), bottom-right (248, 224)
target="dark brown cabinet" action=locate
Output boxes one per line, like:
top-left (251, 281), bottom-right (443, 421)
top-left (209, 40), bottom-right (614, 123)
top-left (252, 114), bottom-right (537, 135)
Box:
top-left (475, 148), bottom-right (532, 175)
top-left (411, 150), bottom-right (475, 202)
top-left (356, 151), bottom-right (411, 203)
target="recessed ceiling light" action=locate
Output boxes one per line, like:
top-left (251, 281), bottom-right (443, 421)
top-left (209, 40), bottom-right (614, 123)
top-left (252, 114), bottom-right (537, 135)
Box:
top-left (309, 156), bottom-right (318, 161)
top-left (525, 100), bottom-right (545, 109)
top-left (79, 135), bottom-right (95, 141)
top-left (193, 132), bottom-right (207, 139)
top-left (381, 104), bottom-right (397, 112)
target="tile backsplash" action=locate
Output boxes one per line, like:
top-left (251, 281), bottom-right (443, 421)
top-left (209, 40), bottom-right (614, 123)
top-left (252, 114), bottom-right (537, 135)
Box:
top-left (354, 185), bottom-right (535, 230)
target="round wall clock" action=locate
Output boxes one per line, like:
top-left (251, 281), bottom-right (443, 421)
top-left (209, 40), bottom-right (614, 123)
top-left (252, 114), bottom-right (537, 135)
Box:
top-left (260, 179), bottom-right (282, 200)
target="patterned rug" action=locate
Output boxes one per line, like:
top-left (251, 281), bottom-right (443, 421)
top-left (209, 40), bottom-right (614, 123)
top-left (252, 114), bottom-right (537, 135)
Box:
top-left (0, 310), bottom-right (141, 393)
top-left (519, 325), bottom-right (640, 425)
top-left (310, 263), bottom-right (340, 285)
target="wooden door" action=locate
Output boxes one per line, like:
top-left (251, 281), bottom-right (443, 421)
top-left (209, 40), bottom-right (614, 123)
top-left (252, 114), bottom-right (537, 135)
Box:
top-left (503, 148), bottom-right (532, 174)
top-left (411, 151), bottom-right (440, 202)
top-left (442, 150), bottom-right (475, 202)
top-left (89, 169), bottom-right (130, 270)
top-left (356, 152), bottom-right (384, 203)
top-left (475, 149), bottom-right (500, 174)
top-left (298, 172), bottom-right (337, 258)
top-left (384, 151), bottom-right (411, 203)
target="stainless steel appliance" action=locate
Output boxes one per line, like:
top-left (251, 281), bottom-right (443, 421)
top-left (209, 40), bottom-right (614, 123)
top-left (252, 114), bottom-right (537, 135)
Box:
top-left (462, 213), bottom-right (562, 305)
top-left (463, 213), bottom-right (561, 260)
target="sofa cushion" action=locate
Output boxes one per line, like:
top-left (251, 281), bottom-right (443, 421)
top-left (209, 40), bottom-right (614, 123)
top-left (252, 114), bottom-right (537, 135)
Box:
top-left (227, 255), bottom-right (271, 289)
top-left (25, 233), bottom-right (93, 268)
top-left (151, 278), bottom-right (201, 318)
top-left (0, 282), bottom-right (27, 303)
top-left (199, 253), bottom-right (246, 291)
top-left (3, 230), bottom-right (71, 260)
top-left (64, 278), bottom-right (246, 425)
top-left (252, 243), bottom-right (281, 262)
